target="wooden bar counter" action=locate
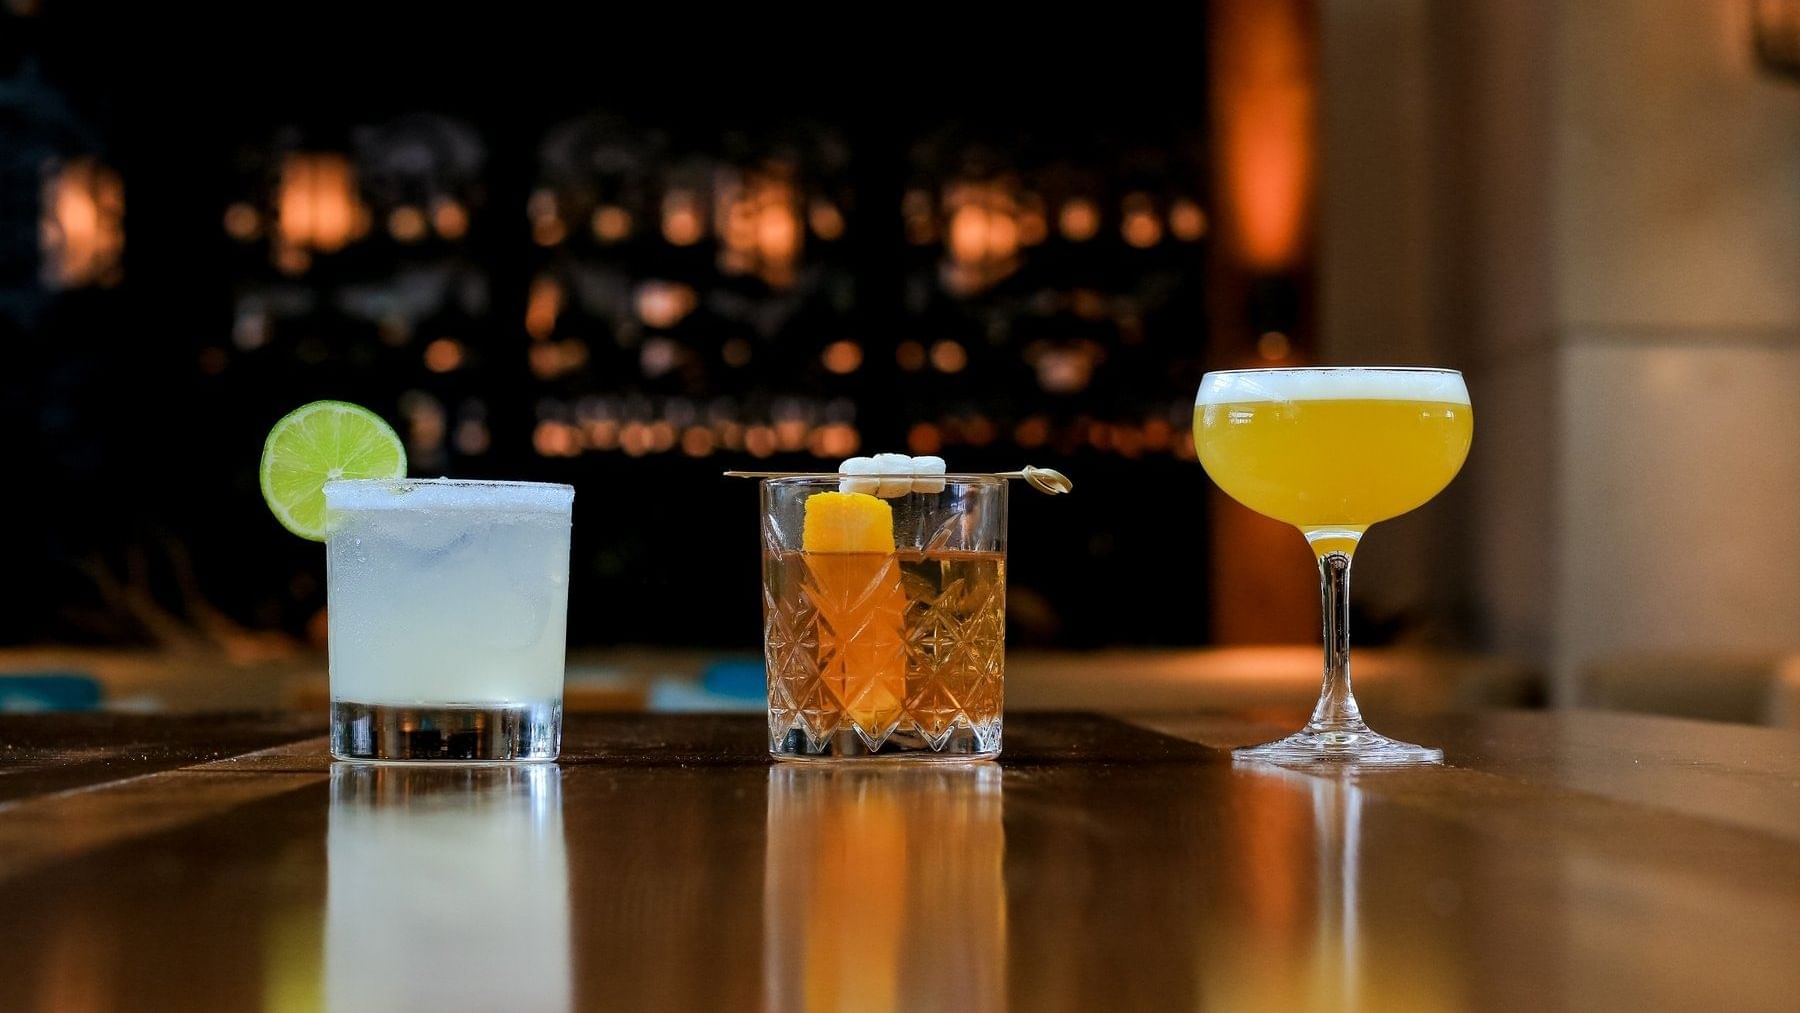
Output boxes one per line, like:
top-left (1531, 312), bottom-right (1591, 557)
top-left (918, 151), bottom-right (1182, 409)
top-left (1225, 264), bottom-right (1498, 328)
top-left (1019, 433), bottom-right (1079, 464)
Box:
top-left (1, 710), bottom-right (1796, 1011)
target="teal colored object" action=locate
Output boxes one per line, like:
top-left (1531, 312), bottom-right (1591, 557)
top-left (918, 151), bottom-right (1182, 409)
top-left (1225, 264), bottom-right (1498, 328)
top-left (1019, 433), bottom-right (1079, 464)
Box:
top-left (0, 675), bottom-right (103, 712)
top-left (647, 681), bottom-right (763, 713)
top-left (700, 659), bottom-right (767, 700)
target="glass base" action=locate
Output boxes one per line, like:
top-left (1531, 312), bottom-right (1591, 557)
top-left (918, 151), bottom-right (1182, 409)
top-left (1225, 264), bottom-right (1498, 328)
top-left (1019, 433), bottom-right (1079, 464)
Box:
top-left (1233, 724), bottom-right (1443, 767)
top-left (771, 724), bottom-right (1000, 762)
top-left (331, 701), bottom-right (561, 762)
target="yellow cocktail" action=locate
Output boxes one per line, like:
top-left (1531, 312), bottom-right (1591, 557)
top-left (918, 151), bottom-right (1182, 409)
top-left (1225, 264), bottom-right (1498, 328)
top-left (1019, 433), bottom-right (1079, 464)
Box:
top-left (1194, 367), bottom-right (1472, 764)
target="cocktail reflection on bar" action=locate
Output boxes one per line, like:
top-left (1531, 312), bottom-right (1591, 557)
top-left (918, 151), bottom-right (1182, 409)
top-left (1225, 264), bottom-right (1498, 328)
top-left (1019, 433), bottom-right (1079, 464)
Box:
top-left (762, 765), bottom-right (1005, 1010)
top-left (326, 764), bottom-right (571, 1011)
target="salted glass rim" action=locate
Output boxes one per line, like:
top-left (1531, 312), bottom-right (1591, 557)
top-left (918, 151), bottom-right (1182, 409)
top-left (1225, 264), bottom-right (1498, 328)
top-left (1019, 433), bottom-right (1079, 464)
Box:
top-left (1199, 365), bottom-right (1463, 376)
top-left (322, 477), bottom-right (575, 513)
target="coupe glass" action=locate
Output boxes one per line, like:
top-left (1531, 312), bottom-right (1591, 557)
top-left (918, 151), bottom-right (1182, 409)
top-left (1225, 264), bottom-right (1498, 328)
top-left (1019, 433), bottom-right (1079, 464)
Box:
top-left (1194, 367), bottom-right (1473, 764)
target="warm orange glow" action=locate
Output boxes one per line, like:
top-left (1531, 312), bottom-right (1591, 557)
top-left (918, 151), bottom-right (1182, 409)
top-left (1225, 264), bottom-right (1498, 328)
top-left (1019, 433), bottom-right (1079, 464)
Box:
top-left (277, 153), bottom-right (361, 255)
top-left (680, 426), bottom-right (716, 457)
top-left (745, 425), bottom-right (778, 459)
top-left (1211, 0), bottom-right (1316, 270)
top-left (1143, 418), bottom-right (1174, 451)
top-left (1018, 193), bottom-right (1048, 245)
top-left (1057, 198), bottom-right (1100, 242)
top-left (808, 199), bottom-right (845, 240)
top-left (274, 246), bottom-right (311, 276)
top-left (895, 341), bottom-right (926, 372)
top-left (821, 340), bottom-right (862, 374)
top-left (1122, 193), bottom-right (1163, 249)
top-left (906, 422), bottom-right (942, 456)
top-left (1014, 416), bottom-right (1050, 448)
top-left (591, 205), bottom-right (632, 242)
top-left (532, 218), bottom-right (567, 246)
top-left (431, 199), bottom-right (469, 240)
top-left (809, 423), bottom-right (859, 458)
top-left (388, 205), bottom-right (427, 243)
top-left (1257, 330), bottom-right (1292, 361)
top-left (223, 202), bottom-right (261, 241)
top-left (721, 338), bottom-right (753, 368)
top-left (943, 181), bottom-right (1022, 294)
top-left (1113, 424), bottom-right (1145, 458)
top-left (902, 189), bottom-right (936, 245)
top-left (662, 190), bottom-right (705, 246)
top-left (533, 420), bottom-right (580, 457)
top-left (1230, 769), bottom-right (1310, 935)
top-left (423, 338), bottom-right (463, 372)
top-left (775, 419), bottom-right (808, 452)
top-left (400, 392), bottom-right (445, 454)
top-left (964, 416), bottom-right (996, 447)
top-left (619, 421), bottom-right (653, 457)
top-left (635, 281), bottom-right (698, 329)
top-left (719, 187), bottom-right (756, 275)
top-left (929, 340), bottom-right (967, 374)
top-left (715, 171), bottom-right (803, 287)
top-left (1028, 341), bottom-right (1101, 393)
top-left (948, 205), bottom-right (988, 265)
top-left (760, 202), bottom-right (799, 262)
top-left (526, 276), bottom-right (562, 340)
top-left (1169, 199), bottom-right (1208, 241)
top-left (41, 157), bottom-right (124, 288)
top-left (649, 421), bottom-right (677, 453)
top-left (585, 419), bottom-right (620, 451)
top-left (529, 339), bottom-right (588, 380)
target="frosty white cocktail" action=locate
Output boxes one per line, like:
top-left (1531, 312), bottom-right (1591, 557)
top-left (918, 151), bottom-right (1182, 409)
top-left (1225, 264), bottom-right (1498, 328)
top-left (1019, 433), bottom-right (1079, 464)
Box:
top-left (323, 478), bottom-right (573, 761)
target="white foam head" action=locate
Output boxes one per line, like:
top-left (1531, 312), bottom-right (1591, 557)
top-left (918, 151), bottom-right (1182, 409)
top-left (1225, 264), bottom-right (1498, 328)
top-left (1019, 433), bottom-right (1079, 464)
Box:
top-left (1196, 367), bottom-right (1469, 405)
top-left (323, 478), bottom-right (574, 514)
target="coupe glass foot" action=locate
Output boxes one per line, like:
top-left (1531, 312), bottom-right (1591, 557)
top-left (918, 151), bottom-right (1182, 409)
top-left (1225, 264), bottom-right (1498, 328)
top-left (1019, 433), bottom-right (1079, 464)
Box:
top-left (1233, 726), bottom-right (1443, 767)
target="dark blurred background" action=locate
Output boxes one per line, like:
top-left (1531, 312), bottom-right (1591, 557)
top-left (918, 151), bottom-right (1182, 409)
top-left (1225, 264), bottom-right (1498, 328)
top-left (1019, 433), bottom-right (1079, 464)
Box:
top-left (2, 6), bottom-right (1240, 656)
top-left (5, 1), bottom-right (1797, 723)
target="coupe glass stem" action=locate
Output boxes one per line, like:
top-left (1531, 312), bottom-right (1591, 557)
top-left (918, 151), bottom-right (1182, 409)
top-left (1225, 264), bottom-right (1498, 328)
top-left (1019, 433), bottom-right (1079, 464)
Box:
top-left (1305, 551), bottom-right (1366, 735)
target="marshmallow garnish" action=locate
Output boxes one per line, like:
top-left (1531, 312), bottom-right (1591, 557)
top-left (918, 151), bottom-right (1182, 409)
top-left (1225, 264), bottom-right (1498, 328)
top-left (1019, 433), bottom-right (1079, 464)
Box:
top-left (837, 455), bottom-right (952, 498)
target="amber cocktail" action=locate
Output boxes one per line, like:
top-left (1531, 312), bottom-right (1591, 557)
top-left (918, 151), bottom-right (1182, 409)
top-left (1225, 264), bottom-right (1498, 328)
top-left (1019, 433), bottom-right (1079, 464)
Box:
top-left (761, 476), bottom-right (1007, 760)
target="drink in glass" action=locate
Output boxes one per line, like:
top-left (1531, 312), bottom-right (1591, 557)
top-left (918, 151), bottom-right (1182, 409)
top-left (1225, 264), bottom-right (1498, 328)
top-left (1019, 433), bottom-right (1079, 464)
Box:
top-left (324, 478), bottom-right (574, 761)
top-left (1195, 367), bottom-right (1472, 764)
top-left (761, 476), bottom-right (1007, 759)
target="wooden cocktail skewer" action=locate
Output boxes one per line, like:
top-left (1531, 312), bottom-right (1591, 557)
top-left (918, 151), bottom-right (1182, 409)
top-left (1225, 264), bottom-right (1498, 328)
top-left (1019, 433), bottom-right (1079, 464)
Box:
top-left (722, 465), bottom-right (1073, 495)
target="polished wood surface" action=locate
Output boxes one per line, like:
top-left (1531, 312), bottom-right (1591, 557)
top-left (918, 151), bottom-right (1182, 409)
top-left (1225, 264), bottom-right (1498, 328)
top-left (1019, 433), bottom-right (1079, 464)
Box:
top-left (1, 710), bottom-right (1796, 1012)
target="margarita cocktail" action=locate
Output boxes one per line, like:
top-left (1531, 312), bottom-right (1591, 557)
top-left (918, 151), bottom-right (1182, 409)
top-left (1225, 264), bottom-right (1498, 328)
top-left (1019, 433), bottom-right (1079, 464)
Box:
top-left (324, 479), bottom-right (573, 761)
top-left (257, 400), bottom-right (574, 762)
